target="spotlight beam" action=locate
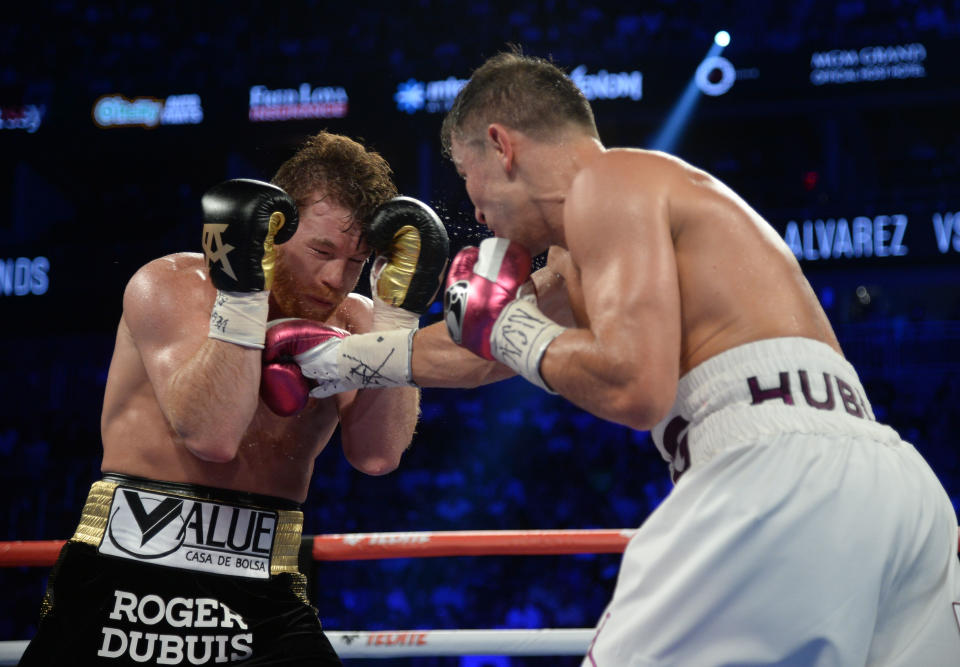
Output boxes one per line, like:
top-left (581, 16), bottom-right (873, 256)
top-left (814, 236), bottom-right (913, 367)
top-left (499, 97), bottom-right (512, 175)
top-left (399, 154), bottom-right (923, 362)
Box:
top-left (648, 31), bottom-right (730, 153)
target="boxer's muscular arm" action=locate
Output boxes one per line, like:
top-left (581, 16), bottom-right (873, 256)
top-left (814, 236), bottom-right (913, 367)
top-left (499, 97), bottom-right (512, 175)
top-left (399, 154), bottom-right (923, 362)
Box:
top-left (136, 180), bottom-right (296, 461)
top-left (538, 154), bottom-right (682, 429)
top-left (125, 256), bottom-right (261, 461)
top-left (336, 382), bottom-right (419, 475)
top-left (410, 322), bottom-right (514, 387)
top-left (334, 296), bottom-right (420, 475)
top-left (410, 259), bottom-right (571, 388)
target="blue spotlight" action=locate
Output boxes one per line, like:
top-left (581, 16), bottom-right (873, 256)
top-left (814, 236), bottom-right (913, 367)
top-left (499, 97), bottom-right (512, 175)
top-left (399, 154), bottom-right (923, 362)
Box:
top-left (648, 77), bottom-right (702, 153)
top-left (648, 30), bottom-right (735, 152)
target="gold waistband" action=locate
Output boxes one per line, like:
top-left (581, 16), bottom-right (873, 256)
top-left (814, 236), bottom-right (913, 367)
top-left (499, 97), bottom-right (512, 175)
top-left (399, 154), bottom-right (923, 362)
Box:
top-left (71, 480), bottom-right (304, 577)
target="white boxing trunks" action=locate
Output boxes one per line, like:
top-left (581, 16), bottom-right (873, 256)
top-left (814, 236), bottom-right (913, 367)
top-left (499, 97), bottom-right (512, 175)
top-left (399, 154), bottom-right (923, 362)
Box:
top-left (584, 337), bottom-right (960, 666)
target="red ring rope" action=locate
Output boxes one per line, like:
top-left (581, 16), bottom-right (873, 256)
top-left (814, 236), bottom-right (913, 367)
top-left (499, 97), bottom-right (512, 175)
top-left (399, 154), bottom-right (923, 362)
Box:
top-left (0, 530), bottom-right (636, 568)
top-left (1, 528), bottom-right (958, 568)
top-left (312, 529), bottom-right (636, 560)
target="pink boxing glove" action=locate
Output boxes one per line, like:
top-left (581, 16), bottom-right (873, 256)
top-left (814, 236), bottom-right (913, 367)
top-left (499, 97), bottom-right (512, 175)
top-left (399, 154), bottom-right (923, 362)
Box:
top-left (443, 237), bottom-right (566, 392)
top-left (260, 319), bottom-right (348, 416)
top-left (261, 317), bottom-right (417, 416)
top-left (443, 238), bottom-right (532, 360)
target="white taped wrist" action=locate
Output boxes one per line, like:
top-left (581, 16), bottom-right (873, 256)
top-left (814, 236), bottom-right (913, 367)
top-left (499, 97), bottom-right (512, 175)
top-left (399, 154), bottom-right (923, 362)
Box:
top-left (305, 328), bottom-right (416, 397)
top-left (340, 328), bottom-right (416, 387)
top-left (208, 290), bottom-right (270, 349)
top-left (490, 297), bottom-right (565, 393)
top-left (372, 294), bottom-right (421, 330)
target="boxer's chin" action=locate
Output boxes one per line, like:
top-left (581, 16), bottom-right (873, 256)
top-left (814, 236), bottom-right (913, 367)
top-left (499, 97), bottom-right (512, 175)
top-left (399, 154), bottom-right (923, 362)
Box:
top-left (271, 275), bottom-right (339, 322)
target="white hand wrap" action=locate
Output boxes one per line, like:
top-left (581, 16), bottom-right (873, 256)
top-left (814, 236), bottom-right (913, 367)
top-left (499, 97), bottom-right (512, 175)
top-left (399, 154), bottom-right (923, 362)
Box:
top-left (370, 257), bottom-right (421, 331)
top-left (208, 290), bottom-right (270, 349)
top-left (372, 294), bottom-right (421, 331)
top-left (298, 328), bottom-right (416, 398)
top-left (490, 295), bottom-right (565, 393)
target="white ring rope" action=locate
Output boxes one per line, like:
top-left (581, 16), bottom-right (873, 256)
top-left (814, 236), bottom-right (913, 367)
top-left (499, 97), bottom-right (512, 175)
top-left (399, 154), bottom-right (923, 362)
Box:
top-left (0, 629), bottom-right (594, 663)
top-left (327, 628), bottom-right (594, 657)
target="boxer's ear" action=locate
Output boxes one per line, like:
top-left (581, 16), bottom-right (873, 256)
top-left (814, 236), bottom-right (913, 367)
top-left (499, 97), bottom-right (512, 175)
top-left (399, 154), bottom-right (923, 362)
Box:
top-left (486, 123), bottom-right (515, 173)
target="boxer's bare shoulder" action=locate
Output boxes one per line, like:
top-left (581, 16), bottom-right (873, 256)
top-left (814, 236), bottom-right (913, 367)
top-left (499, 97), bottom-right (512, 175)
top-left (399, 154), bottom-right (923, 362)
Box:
top-left (125, 253), bottom-right (210, 307)
top-left (133, 252), bottom-right (207, 280)
top-left (329, 292), bottom-right (373, 333)
top-left (123, 253), bottom-right (212, 341)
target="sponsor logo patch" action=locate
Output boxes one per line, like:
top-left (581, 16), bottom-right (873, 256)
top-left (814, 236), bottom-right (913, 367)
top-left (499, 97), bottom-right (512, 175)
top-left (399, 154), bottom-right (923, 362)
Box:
top-left (99, 487), bottom-right (275, 579)
top-left (443, 280), bottom-right (468, 344)
top-left (98, 590), bottom-right (253, 663)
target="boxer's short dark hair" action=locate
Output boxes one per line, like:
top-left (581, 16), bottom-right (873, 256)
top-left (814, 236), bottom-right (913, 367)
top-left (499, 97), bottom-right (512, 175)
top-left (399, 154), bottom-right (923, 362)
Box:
top-left (441, 47), bottom-right (599, 156)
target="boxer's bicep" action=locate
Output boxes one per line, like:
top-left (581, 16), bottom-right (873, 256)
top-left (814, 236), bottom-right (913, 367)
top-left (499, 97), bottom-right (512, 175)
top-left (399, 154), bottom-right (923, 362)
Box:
top-left (124, 257), bottom-right (213, 400)
top-left (561, 162), bottom-right (681, 423)
top-left (579, 196), bottom-right (680, 359)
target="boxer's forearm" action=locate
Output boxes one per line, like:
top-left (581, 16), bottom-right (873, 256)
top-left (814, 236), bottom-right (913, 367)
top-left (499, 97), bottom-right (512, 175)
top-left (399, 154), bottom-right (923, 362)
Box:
top-left (165, 338), bottom-right (262, 462)
top-left (338, 385), bottom-right (420, 475)
top-left (411, 322), bottom-right (516, 388)
top-left (166, 179), bottom-right (296, 461)
top-left (538, 327), bottom-right (677, 431)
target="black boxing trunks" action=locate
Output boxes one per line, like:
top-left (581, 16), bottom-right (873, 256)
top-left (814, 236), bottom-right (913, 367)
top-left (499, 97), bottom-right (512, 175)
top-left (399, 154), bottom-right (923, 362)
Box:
top-left (19, 473), bottom-right (342, 666)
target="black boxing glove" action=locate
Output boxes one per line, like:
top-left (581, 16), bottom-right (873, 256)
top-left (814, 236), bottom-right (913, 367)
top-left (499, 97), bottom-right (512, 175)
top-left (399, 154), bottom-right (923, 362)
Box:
top-left (366, 196), bottom-right (449, 330)
top-left (201, 179), bottom-right (298, 348)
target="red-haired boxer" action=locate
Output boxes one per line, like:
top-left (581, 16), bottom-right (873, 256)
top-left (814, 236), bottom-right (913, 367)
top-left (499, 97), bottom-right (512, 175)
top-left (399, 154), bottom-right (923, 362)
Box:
top-left (433, 51), bottom-right (960, 666)
top-left (260, 196), bottom-right (449, 413)
top-left (20, 132), bottom-right (448, 666)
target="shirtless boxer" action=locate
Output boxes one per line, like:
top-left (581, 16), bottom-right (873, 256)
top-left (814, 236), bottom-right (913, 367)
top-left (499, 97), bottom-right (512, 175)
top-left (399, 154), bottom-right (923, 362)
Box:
top-left (20, 131), bottom-right (447, 666)
top-left (431, 51), bottom-right (960, 666)
top-left (292, 51), bottom-right (960, 665)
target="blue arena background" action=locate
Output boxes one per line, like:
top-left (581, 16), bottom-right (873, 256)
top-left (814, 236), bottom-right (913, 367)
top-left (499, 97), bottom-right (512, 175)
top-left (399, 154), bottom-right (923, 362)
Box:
top-left (1, 2), bottom-right (959, 665)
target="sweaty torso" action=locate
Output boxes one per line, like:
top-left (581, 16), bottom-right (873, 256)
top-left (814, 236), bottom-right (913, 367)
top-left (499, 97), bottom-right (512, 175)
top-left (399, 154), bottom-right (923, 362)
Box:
top-left (551, 148), bottom-right (840, 376)
top-left (100, 254), bottom-right (363, 501)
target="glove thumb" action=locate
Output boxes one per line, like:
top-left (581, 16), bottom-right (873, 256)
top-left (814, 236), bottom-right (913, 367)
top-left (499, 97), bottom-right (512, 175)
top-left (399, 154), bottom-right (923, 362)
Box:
top-left (446, 245), bottom-right (479, 290)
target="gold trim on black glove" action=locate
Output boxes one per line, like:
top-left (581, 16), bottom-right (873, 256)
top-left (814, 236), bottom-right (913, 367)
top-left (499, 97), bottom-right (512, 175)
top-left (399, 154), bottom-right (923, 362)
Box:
top-left (261, 211), bottom-right (286, 290)
top-left (377, 225), bottom-right (422, 306)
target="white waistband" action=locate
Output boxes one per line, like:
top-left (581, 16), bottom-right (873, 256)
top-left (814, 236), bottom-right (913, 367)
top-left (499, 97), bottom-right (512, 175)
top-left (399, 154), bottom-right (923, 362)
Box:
top-left (651, 337), bottom-right (900, 480)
